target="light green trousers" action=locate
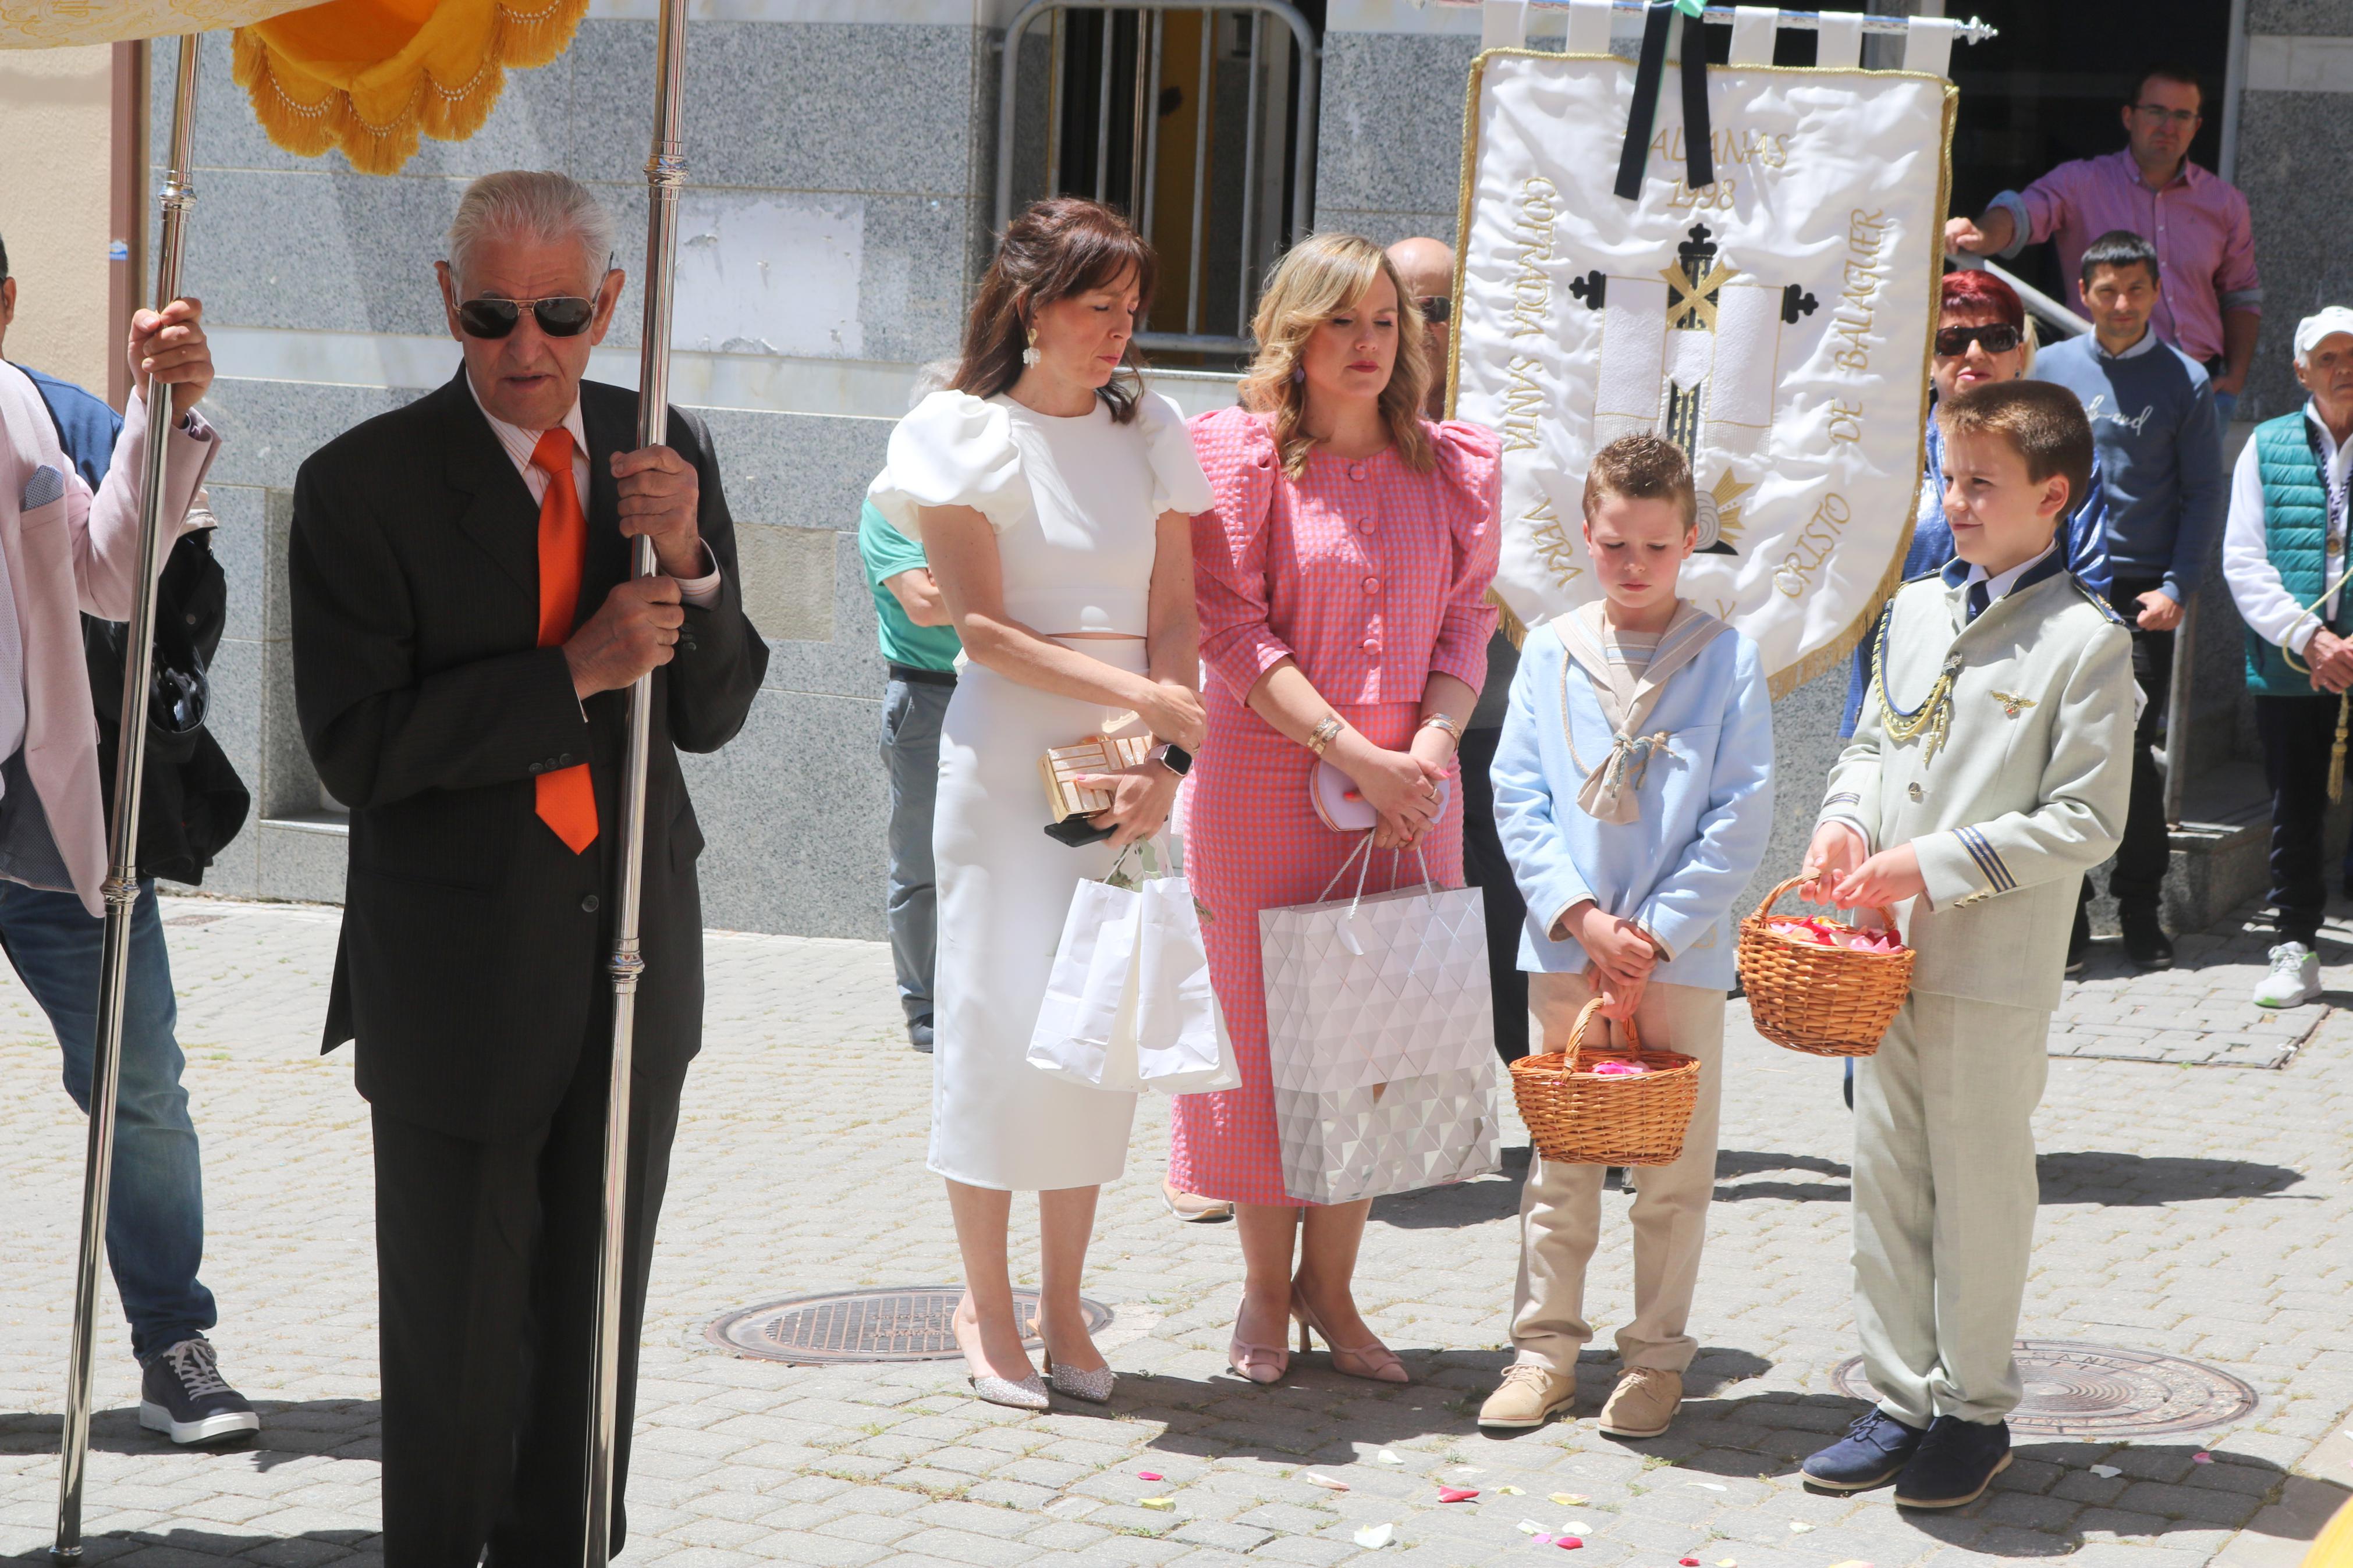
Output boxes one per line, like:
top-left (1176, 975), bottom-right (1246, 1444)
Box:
top-left (1852, 989), bottom-right (2049, 1427)
top-left (1510, 969), bottom-right (1726, 1375)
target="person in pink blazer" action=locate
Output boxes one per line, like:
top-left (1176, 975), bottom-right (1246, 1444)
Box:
top-left (0, 294), bottom-right (242, 1439)
top-left (0, 303), bottom-right (217, 909)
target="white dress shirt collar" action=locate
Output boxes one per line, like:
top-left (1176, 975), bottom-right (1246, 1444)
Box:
top-left (1966, 542), bottom-right (2057, 604)
top-left (460, 368), bottom-right (726, 606)
top-left (464, 369), bottom-right (589, 502)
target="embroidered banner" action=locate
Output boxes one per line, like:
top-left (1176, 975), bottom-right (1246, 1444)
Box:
top-left (1449, 48), bottom-right (1955, 693)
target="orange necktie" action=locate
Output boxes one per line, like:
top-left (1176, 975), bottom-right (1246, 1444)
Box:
top-left (530, 428), bottom-right (598, 854)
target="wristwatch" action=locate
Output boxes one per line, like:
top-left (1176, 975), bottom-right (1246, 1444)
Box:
top-left (1149, 741), bottom-right (1194, 777)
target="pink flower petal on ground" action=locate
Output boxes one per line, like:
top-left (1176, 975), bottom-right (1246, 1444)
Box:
top-left (2192, 1453), bottom-right (2213, 1463)
top-left (1557, 1537), bottom-right (1584, 1550)
top-left (1137, 1472), bottom-right (1162, 1481)
top-left (1438, 1486), bottom-right (1481, 1503)
top-left (1681, 1558), bottom-right (1701, 1564)
top-left (1303, 1473), bottom-right (1349, 1492)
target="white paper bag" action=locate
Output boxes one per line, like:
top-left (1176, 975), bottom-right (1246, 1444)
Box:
top-left (1259, 838), bottom-right (1500, 1204)
top-left (1027, 871), bottom-right (1144, 1090)
top-left (1134, 871), bottom-right (1240, 1094)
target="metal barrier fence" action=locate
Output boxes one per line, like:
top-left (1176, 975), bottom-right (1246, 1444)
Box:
top-left (993, 0), bottom-right (1318, 358)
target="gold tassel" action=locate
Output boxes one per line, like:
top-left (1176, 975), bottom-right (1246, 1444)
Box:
top-left (2332, 692), bottom-right (2349, 804)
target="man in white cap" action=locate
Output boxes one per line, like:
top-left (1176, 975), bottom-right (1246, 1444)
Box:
top-left (2220, 306), bottom-right (2353, 1007)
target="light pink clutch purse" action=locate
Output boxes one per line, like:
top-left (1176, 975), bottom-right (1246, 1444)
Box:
top-left (1311, 760), bottom-right (1450, 833)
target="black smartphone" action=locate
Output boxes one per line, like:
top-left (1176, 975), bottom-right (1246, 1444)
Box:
top-left (1043, 815), bottom-right (1117, 848)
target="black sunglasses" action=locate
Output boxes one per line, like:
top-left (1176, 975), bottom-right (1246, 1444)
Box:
top-left (1418, 296), bottom-right (1452, 324)
top-left (457, 293), bottom-right (599, 340)
top-left (1934, 322), bottom-right (2024, 357)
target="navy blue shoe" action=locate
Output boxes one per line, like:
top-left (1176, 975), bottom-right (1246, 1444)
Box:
top-left (1893, 1416), bottom-right (2011, 1507)
top-left (1801, 1409), bottom-right (1925, 1491)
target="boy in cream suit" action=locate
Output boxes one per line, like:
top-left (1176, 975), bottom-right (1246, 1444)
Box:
top-left (1799, 380), bottom-right (2135, 1507)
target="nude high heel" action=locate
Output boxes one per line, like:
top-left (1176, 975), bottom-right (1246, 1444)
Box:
top-left (1291, 1289), bottom-right (1409, 1384)
top-left (1227, 1304), bottom-right (1290, 1385)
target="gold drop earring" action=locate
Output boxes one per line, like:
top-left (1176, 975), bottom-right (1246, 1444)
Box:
top-left (1022, 326), bottom-right (1041, 367)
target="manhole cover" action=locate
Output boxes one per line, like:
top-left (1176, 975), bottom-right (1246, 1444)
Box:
top-left (707, 1288), bottom-right (1114, 1366)
top-left (1831, 1341), bottom-right (2256, 1437)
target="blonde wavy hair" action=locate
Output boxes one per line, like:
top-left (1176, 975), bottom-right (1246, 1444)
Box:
top-left (1239, 233), bottom-right (1435, 479)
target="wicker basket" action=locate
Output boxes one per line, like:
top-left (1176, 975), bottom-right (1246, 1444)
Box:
top-left (1508, 998), bottom-right (1701, 1167)
top-left (1736, 875), bottom-right (1915, 1058)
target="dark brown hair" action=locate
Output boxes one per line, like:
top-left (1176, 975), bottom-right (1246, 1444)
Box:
top-left (952, 196), bottom-right (1157, 424)
top-left (1938, 379), bottom-right (2095, 521)
top-left (1582, 433), bottom-right (1698, 529)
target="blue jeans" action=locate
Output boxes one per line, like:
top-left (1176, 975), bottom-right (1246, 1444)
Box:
top-left (0, 878), bottom-right (215, 1360)
top-left (882, 674), bottom-right (952, 1025)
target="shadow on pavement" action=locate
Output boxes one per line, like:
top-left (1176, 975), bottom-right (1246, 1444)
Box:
top-left (2036, 1150), bottom-right (2305, 1204)
top-left (1702, 1149), bottom-right (2308, 1207)
top-left (1371, 1167), bottom-right (1525, 1228)
top-left (0, 1398), bottom-right (378, 1469)
top-left (1714, 1148), bottom-right (1851, 1202)
top-left (3, 1528), bottom-right (378, 1565)
top-left (1609, 1391), bottom-right (2316, 1548)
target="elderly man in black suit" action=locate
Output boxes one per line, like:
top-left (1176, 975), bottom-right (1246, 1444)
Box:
top-left (289, 169), bottom-right (767, 1564)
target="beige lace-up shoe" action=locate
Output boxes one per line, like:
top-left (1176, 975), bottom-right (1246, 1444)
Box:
top-left (1478, 1363), bottom-right (1578, 1428)
top-left (1596, 1366), bottom-right (1683, 1438)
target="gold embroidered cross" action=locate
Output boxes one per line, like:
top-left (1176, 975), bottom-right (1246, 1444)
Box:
top-left (1659, 257), bottom-right (1737, 332)
top-left (1990, 691), bottom-right (2037, 719)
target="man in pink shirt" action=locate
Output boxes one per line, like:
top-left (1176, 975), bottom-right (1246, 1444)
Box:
top-left (1947, 65), bottom-right (2262, 426)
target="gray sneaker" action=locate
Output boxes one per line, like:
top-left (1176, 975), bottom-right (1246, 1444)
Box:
top-left (2252, 942), bottom-right (2322, 1009)
top-left (139, 1338), bottom-right (260, 1444)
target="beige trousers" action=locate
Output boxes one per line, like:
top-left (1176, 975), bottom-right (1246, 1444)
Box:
top-left (1509, 969), bottom-right (1725, 1375)
top-left (1852, 990), bottom-right (2049, 1427)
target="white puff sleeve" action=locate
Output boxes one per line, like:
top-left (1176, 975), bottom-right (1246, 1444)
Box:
top-left (1138, 390), bottom-right (1215, 517)
top-left (867, 390), bottom-right (1031, 541)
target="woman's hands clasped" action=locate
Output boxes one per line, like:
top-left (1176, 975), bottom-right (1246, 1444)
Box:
top-left (1339, 722), bottom-right (1453, 852)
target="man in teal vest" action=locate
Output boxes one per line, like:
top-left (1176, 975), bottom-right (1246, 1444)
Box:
top-left (2221, 307), bottom-right (2353, 1007)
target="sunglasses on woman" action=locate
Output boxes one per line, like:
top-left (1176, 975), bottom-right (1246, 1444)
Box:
top-left (1933, 322), bottom-right (2024, 358)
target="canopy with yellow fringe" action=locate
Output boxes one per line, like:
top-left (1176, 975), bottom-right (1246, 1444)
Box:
top-left (1, 0), bottom-right (584, 175)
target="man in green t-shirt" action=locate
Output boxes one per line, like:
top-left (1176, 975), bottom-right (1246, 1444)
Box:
top-left (860, 495), bottom-right (961, 1052)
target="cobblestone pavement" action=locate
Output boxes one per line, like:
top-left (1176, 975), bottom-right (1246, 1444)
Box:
top-left (1, 894), bottom-right (2348, 1567)
top-left (2050, 906), bottom-right (2353, 1068)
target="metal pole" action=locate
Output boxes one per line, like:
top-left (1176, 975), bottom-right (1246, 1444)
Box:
top-left (583, 0), bottom-right (684, 1559)
top-left (1140, 12), bottom-right (1163, 241)
top-left (54, 30), bottom-right (200, 1564)
top-left (1236, 12), bottom-right (1261, 339)
top-left (1186, 16), bottom-right (1211, 335)
top-left (1093, 10), bottom-right (1115, 202)
top-left (2162, 593), bottom-right (2199, 830)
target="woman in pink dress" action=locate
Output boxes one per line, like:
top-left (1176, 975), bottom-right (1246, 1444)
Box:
top-left (1172, 233), bottom-right (1500, 1385)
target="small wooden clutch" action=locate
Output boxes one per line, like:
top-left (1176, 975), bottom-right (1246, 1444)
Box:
top-left (1040, 734), bottom-right (1154, 821)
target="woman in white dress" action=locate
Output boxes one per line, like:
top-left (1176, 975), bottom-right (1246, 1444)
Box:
top-left (869, 197), bottom-right (1212, 1410)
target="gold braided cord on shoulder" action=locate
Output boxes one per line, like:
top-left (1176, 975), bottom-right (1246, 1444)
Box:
top-left (233, 0), bottom-right (585, 176)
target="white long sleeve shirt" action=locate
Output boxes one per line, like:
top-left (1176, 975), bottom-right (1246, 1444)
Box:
top-left (2223, 403), bottom-right (2353, 655)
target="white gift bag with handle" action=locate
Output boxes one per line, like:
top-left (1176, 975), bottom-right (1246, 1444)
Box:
top-left (1134, 850), bottom-right (1241, 1094)
top-left (1026, 844), bottom-right (1147, 1090)
top-left (1259, 834), bottom-right (1500, 1204)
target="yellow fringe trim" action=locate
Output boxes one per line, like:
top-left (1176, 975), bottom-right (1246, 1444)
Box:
top-left (232, 0), bottom-right (586, 176)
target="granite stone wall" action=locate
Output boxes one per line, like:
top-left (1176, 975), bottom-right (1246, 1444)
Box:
top-left (155, 16), bottom-right (991, 937)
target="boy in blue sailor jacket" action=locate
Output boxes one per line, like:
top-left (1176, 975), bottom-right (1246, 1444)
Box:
top-left (1477, 435), bottom-right (1773, 1441)
top-left (1798, 381), bottom-right (2134, 1508)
